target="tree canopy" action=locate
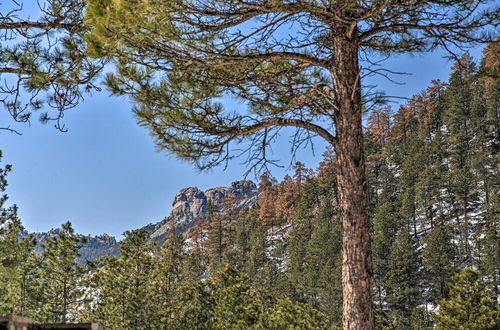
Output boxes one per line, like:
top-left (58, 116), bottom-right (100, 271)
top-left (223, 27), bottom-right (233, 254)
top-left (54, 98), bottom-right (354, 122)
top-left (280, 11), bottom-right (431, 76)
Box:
top-left (81, 0), bottom-right (497, 169)
top-left (0, 0), bottom-right (104, 132)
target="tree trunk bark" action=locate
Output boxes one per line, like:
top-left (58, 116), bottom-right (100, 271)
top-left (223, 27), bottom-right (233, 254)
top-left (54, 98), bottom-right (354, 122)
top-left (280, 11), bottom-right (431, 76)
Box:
top-left (331, 35), bottom-right (375, 330)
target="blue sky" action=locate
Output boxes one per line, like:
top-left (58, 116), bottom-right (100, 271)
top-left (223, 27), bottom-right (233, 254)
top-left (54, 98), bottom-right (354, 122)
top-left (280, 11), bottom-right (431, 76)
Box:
top-left (0, 45), bottom-right (485, 238)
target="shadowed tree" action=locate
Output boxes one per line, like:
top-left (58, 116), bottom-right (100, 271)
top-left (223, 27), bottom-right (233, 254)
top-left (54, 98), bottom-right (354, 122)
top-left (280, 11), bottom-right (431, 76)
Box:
top-left (82, 1), bottom-right (497, 328)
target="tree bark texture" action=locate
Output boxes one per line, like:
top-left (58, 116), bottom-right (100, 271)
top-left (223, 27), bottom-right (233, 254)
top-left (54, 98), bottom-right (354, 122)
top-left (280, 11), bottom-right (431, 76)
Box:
top-left (332, 35), bottom-right (375, 330)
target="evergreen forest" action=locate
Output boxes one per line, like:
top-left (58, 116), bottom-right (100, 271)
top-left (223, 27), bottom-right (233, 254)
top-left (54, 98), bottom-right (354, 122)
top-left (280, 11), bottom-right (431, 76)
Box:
top-left (1, 45), bottom-right (498, 329)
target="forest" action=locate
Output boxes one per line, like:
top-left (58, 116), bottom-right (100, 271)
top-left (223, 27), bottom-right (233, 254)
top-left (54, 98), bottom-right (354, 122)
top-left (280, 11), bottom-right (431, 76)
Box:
top-left (1, 0), bottom-right (499, 329)
top-left (1, 44), bottom-right (498, 329)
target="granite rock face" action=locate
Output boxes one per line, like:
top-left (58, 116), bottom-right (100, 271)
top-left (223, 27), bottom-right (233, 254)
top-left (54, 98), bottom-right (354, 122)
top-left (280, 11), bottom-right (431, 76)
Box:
top-left (149, 180), bottom-right (259, 242)
top-left (26, 180), bottom-right (259, 262)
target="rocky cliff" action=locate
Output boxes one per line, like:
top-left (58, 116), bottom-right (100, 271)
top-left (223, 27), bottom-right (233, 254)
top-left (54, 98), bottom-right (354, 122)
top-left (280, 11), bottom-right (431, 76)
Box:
top-left (28, 180), bottom-right (260, 261)
top-left (147, 180), bottom-right (259, 243)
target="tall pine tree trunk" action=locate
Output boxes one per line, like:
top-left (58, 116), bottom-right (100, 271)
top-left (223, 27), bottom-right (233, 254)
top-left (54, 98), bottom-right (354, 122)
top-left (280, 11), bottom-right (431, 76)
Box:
top-left (332, 34), bottom-right (375, 330)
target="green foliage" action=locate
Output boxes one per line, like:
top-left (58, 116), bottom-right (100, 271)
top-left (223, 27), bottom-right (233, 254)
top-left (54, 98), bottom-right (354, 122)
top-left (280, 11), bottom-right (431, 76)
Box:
top-left (83, 0), bottom-right (496, 171)
top-left (0, 153), bottom-right (39, 318)
top-left (171, 266), bottom-right (329, 329)
top-left (422, 225), bottom-right (457, 302)
top-left (385, 230), bottom-right (421, 313)
top-left (88, 229), bottom-right (159, 328)
top-left (436, 269), bottom-right (500, 330)
top-left (37, 222), bottom-right (88, 323)
top-left (0, 1), bottom-right (103, 130)
top-left (377, 307), bottom-right (434, 330)
top-left (372, 198), bottom-right (399, 303)
top-left (0, 209), bottom-right (38, 318)
top-left (257, 298), bottom-right (329, 329)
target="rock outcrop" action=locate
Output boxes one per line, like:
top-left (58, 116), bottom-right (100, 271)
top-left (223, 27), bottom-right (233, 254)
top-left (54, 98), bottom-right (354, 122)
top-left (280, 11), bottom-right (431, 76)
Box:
top-left (26, 180), bottom-right (260, 262)
top-left (149, 180), bottom-right (259, 242)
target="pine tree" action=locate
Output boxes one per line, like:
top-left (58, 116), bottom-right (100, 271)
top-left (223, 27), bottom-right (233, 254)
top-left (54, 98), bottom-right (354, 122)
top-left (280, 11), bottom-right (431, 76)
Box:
top-left (414, 131), bottom-right (448, 231)
top-left (185, 218), bottom-right (209, 281)
top-left (474, 42), bottom-right (500, 295)
top-left (0, 1), bottom-right (103, 131)
top-left (274, 174), bottom-right (298, 226)
top-left (205, 197), bottom-right (237, 270)
top-left (2, 0), bottom-right (496, 326)
top-left (258, 172), bottom-right (278, 231)
top-left (222, 207), bottom-right (253, 272)
top-left (245, 209), bottom-right (268, 281)
top-left (442, 55), bottom-right (481, 263)
top-left (397, 141), bottom-right (423, 236)
top-left (287, 175), bottom-right (321, 303)
top-left (435, 269), bottom-right (500, 330)
top-left (37, 221), bottom-right (87, 323)
top-left (422, 225), bottom-right (457, 303)
top-left (89, 229), bottom-right (158, 328)
top-left (308, 211), bottom-right (342, 325)
top-left (0, 153), bottom-right (41, 319)
top-left (365, 107), bottom-right (393, 213)
top-left (0, 214), bottom-right (38, 318)
top-left (385, 230), bottom-right (421, 315)
top-left (83, 2), bottom-right (496, 327)
top-left (169, 265), bottom-right (329, 329)
top-left (153, 221), bottom-right (186, 326)
top-left (372, 198), bottom-right (399, 307)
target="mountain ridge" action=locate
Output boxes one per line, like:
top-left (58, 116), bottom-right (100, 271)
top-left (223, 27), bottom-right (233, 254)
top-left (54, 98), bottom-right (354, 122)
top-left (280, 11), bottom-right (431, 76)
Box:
top-left (28, 180), bottom-right (260, 261)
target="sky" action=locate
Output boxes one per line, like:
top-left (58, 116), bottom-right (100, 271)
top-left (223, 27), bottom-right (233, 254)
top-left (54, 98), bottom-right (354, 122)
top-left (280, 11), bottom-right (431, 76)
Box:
top-left (0, 19), bottom-right (486, 238)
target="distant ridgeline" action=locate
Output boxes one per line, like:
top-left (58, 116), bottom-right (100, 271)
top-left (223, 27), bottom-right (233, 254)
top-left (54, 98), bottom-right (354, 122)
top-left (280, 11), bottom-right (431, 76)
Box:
top-left (26, 230), bottom-right (120, 264)
top-left (26, 180), bottom-right (260, 262)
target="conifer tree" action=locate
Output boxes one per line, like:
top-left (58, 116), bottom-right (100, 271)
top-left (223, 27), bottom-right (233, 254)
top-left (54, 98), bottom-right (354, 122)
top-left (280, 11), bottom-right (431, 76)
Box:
top-left (169, 265), bottom-right (329, 329)
top-left (435, 269), bottom-right (500, 330)
top-left (245, 209), bottom-right (269, 281)
top-left (205, 197), bottom-right (239, 270)
top-left (422, 225), bottom-right (457, 303)
top-left (372, 198), bottom-right (399, 307)
top-left (90, 229), bottom-right (158, 328)
top-left (365, 107), bottom-right (392, 212)
top-left (0, 153), bottom-right (39, 318)
top-left (414, 131), bottom-right (448, 230)
top-left (38, 221), bottom-right (87, 323)
top-left (185, 218), bottom-right (210, 281)
top-left (442, 55), bottom-right (482, 263)
top-left (288, 178), bottom-right (319, 297)
top-left (0, 215), bottom-right (38, 318)
top-left (274, 174), bottom-right (298, 226)
top-left (153, 221), bottom-right (186, 326)
top-left (397, 141), bottom-right (424, 235)
top-left (474, 42), bottom-right (500, 294)
top-left (407, 307), bottom-right (434, 330)
top-left (307, 210), bottom-right (342, 325)
top-left (221, 208), bottom-right (250, 271)
top-left (385, 230), bottom-right (421, 315)
top-left (258, 172), bottom-right (278, 231)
